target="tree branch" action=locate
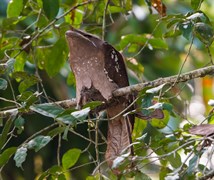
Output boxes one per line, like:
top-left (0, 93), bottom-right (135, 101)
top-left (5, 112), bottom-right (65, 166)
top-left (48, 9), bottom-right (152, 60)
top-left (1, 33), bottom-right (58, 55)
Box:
top-left (1, 65), bottom-right (214, 116)
top-left (113, 65), bottom-right (214, 97)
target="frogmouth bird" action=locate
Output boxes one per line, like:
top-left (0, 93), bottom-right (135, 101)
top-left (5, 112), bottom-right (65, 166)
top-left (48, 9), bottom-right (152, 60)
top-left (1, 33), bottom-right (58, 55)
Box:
top-left (66, 28), bottom-right (134, 171)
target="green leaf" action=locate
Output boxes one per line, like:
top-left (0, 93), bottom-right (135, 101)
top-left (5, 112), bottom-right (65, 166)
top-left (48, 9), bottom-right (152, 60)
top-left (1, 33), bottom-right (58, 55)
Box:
top-left (0, 78), bottom-right (7, 90)
top-left (191, 0), bottom-right (204, 10)
top-left (62, 125), bottom-right (69, 140)
top-left (135, 172), bottom-right (152, 180)
top-left (167, 152), bottom-right (182, 168)
top-left (86, 176), bottom-right (97, 180)
top-left (14, 147), bottom-right (27, 168)
top-left (140, 93), bottom-right (154, 117)
top-left (194, 22), bottom-right (214, 46)
top-left (12, 71), bottom-right (28, 79)
top-left (162, 103), bottom-right (173, 112)
top-left (108, 6), bottom-right (125, 13)
top-left (164, 28), bottom-right (182, 38)
top-left (72, 7), bottom-right (84, 28)
top-left (12, 72), bottom-right (39, 93)
top-left (56, 115), bottom-right (77, 125)
top-left (30, 104), bottom-right (64, 118)
top-left (0, 115), bottom-right (17, 150)
top-left (150, 110), bottom-right (169, 129)
top-left (47, 127), bottom-right (66, 137)
top-left (0, 147), bottom-right (17, 167)
top-left (159, 167), bottom-right (171, 180)
top-left (14, 116), bottom-right (25, 127)
top-left (124, 0), bottom-right (132, 11)
top-left (66, 72), bottom-right (75, 86)
top-left (71, 107), bottom-right (90, 121)
top-left (14, 52), bottom-right (27, 72)
top-left (86, 174), bottom-right (102, 180)
top-left (146, 83), bottom-right (166, 94)
top-left (42, 38), bottom-right (68, 77)
top-left (187, 155), bottom-right (199, 174)
top-left (27, 135), bottom-right (51, 152)
top-left (42, 0), bottom-right (59, 20)
top-left (18, 76), bottom-right (39, 93)
top-left (7, 0), bottom-right (23, 18)
top-left (6, 58), bottom-right (15, 74)
top-left (83, 101), bottom-right (103, 110)
top-left (179, 21), bottom-right (194, 40)
top-left (38, 165), bottom-right (64, 180)
top-left (120, 34), bottom-right (168, 51)
top-left (62, 148), bottom-right (81, 169)
top-left (17, 91), bottom-right (34, 102)
top-left (186, 11), bottom-right (210, 24)
top-left (14, 116), bottom-right (25, 134)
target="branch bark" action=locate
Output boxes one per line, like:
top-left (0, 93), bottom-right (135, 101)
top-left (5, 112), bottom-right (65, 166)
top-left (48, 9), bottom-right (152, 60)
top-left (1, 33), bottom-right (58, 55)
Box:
top-left (1, 65), bottom-right (214, 116)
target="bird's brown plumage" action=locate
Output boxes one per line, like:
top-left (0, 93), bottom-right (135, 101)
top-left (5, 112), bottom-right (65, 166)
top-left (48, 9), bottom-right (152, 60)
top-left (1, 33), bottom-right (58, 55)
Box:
top-left (66, 28), bottom-right (134, 171)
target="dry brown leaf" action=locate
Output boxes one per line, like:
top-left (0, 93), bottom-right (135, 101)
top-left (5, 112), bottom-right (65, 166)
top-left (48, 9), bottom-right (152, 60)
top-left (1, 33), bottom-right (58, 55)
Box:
top-left (189, 124), bottom-right (214, 136)
top-left (151, 0), bottom-right (166, 17)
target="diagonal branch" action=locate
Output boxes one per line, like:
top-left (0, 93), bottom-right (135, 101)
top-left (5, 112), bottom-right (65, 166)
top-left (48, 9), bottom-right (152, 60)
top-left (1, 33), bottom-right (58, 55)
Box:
top-left (1, 65), bottom-right (214, 116)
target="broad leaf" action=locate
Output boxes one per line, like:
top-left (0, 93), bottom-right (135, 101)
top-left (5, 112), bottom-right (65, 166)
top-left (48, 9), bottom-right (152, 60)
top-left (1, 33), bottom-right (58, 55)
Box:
top-left (7, 0), bottom-right (23, 18)
top-left (186, 11), bottom-right (210, 23)
top-left (0, 78), bottom-right (7, 90)
top-left (14, 116), bottom-right (25, 134)
top-left (83, 101), bottom-right (103, 110)
top-left (0, 147), bottom-right (17, 167)
top-left (47, 127), bottom-right (66, 137)
top-left (162, 103), bottom-right (173, 112)
top-left (150, 110), bottom-right (169, 129)
top-left (146, 83), bottom-right (166, 94)
top-left (112, 152), bottom-right (130, 169)
top-left (18, 76), bottom-right (39, 93)
top-left (30, 104), bottom-right (64, 118)
top-left (27, 135), bottom-right (51, 152)
top-left (6, 58), bottom-right (15, 74)
top-left (108, 6), bottom-right (125, 13)
top-left (71, 107), bottom-right (90, 121)
top-left (41, 38), bottom-right (68, 77)
top-left (38, 165), bottom-right (64, 180)
top-left (14, 147), bottom-right (27, 167)
top-left (187, 155), bottom-right (199, 174)
top-left (194, 22), bottom-right (214, 46)
top-left (189, 124), bottom-right (214, 136)
top-left (120, 34), bottom-right (168, 51)
top-left (12, 72), bottom-right (39, 93)
top-left (17, 91), bottom-right (39, 110)
top-left (179, 21), bottom-right (194, 40)
top-left (0, 115), bottom-right (17, 150)
top-left (191, 0), bottom-right (204, 10)
top-left (62, 148), bottom-right (81, 169)
top-left (42, 0), bottom-right (59, 20)
top-left (135, 172), bottom-right (152, 180)
top-left (167, 152), bottom-right (182, 168)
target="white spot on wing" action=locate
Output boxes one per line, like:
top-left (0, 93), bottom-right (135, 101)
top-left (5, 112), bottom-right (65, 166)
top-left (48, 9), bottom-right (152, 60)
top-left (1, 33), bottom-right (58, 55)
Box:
top-left (104, 68), bottom-right (114, 82)
top-left (110, 50), bottom-right (120, 73)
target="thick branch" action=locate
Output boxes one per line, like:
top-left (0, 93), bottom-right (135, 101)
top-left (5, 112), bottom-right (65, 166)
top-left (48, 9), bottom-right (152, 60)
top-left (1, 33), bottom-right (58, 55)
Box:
top-left (113, 65), bottom-right (214, 97)
top-left (1, 65), bottom-right (214, 116)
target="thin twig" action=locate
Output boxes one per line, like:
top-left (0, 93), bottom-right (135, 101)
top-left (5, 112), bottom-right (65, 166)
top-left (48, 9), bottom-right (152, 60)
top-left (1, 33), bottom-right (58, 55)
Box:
top-left (102, 0), bottom-right (110, 40)
top-left (7, 77), bottom-right (18, 108)
top-left (12, 0), bottom-right (98, 59)
top-left (95, 117), bottom-right (100, 172)
top-left (0, 97), bottom-right (21, 107)
top-left (171, 37), bottom-right (194, 88)
top-left (57, 129), bottom-right (62, 166)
